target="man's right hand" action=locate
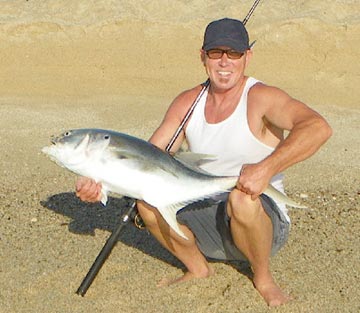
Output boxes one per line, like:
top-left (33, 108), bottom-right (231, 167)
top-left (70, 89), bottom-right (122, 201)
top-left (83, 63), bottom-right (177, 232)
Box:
top-left (75, 177), bottom-right (102, 203)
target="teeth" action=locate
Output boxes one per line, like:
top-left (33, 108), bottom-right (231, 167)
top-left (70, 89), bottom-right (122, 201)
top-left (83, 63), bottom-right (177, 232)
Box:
top-left (218, 71), bottom-right (231, 76)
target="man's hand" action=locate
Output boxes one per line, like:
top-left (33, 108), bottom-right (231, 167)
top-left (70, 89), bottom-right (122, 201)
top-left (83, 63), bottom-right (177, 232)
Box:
top-left (236, 163), bottom-right (273, 200)
top-left (75, 177), bottom-right (102, 203)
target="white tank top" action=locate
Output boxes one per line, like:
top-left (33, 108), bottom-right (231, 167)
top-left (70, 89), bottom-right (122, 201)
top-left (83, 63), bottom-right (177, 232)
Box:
top-left (186, 77), bottom-right (289, 220)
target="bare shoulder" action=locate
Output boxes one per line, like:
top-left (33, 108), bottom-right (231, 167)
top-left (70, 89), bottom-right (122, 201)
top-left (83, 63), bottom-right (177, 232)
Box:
top-left (248, 82), bottom-right (322, 130)
top-left (166, 84), bottom-right (205, 118)
top-left (246, 83), bottom-right (289, 127)
top-left (248, 83), bottom-right (292, 109)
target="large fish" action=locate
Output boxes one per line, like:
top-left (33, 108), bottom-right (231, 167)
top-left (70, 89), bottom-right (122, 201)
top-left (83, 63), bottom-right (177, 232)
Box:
top-left (42, 128), bottom-right (305, 239)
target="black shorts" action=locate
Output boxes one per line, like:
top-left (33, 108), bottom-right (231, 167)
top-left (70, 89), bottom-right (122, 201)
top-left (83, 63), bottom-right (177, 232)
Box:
top-left (176, 192), bottom-right (290, 261)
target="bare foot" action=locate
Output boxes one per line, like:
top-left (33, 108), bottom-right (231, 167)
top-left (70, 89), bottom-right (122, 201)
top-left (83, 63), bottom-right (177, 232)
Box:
top-left (157, 266), bottom-right (215, 287)
top-left (254, 279), bottom-right (292, 307)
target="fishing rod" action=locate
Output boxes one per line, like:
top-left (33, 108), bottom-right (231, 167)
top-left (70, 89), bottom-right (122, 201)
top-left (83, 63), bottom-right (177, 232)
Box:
top-left (243, 0), bottom-right (262, 25)
top-left (76, 0), bottom-right (262, 296)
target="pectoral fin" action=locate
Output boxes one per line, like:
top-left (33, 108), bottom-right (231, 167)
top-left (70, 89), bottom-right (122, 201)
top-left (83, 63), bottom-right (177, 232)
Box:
top-left (100, 186), bottom-right (109, 206)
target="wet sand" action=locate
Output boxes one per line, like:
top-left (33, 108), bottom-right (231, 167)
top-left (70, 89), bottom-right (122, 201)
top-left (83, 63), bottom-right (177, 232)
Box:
top-left (0, 1), bottom-right (359, 312)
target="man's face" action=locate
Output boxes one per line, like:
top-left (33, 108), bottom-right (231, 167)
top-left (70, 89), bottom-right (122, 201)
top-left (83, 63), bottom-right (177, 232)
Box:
top-left (201, 46), bottom-right (252, 91)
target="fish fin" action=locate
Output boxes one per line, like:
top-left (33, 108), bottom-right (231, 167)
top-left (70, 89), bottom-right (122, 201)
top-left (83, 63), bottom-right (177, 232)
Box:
top-left (174, 152), bottom-right (217, 166)
top-left (100, 187), bottom-right (109, 205)
top-left (157, 203), bottom-right (190, 240)
top-left (174, 152), bottom-right (218, 174)
top-left (264, 185), bottom-right (307, 209)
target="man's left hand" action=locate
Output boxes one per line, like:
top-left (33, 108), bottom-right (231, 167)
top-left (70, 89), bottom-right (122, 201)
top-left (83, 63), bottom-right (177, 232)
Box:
top-left (236, 163), bottom-right (273, 200)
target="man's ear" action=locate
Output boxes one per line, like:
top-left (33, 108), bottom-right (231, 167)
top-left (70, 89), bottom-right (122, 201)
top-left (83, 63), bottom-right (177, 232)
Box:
top-left (200, 49), bottom-right (206, 65)
top-left (245, 49), bottom-right (253, 66)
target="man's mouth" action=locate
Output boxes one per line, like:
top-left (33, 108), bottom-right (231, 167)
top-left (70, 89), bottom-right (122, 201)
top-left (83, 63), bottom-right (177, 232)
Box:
top-left (217, 71), bottom-right (232, 77)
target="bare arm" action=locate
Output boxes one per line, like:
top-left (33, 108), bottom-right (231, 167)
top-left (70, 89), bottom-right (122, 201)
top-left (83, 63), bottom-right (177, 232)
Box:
top-left (238, 84), bottom-right (332, 197)
top-left (149, 85), bottom-right (204, 150)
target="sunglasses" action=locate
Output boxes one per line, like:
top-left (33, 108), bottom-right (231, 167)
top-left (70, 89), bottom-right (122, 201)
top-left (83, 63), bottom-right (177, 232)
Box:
top-left (206, 49), bottom-right (245, 60)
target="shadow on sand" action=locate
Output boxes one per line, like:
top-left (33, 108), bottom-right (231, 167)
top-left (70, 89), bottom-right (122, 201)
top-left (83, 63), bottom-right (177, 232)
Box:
top-left (41, 192), bottom-right (252, 278)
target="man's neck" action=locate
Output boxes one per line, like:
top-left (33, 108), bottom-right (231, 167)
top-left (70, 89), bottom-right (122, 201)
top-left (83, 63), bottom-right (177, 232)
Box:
top-left (205, 76), bottom-right (248, 123)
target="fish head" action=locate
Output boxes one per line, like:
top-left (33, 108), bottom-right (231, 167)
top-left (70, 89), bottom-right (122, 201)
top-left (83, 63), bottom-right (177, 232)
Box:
top-left (42, 129), bottom-right (112, 169)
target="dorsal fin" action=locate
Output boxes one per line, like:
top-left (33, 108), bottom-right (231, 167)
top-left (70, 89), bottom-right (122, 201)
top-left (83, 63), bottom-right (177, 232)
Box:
top-left (174, 152), bottom-right (217, 174)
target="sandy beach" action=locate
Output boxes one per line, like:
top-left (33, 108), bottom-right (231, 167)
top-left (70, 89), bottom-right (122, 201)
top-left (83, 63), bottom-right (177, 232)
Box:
top-left (0, 1), bottom-right (359, 312)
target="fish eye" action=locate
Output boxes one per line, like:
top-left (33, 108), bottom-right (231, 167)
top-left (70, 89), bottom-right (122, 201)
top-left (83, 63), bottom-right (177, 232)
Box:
top-left (64, 131), bottom-right (71, 137)
top-left (104, 134), bottom-right (110, 140)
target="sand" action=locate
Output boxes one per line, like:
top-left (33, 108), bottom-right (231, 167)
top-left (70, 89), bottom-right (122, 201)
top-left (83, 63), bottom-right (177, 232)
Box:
top-left (0, 1), bottom-right (359, 312)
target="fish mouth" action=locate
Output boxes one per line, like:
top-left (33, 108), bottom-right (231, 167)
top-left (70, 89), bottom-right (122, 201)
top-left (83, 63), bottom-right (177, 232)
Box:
top-left (50, 134), bottom-right (58, 145)
top-left (41, 145), bottom-right (54, 157)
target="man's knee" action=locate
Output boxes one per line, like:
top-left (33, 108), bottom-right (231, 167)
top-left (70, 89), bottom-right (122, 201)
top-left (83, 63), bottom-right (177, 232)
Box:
top-left (227, 190), bottom-right (264, 225)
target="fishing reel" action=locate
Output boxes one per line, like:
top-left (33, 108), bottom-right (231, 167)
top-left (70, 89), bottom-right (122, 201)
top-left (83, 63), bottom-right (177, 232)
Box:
top-left (133, 212), bottom-right (146, 229)
top-left (125, 198), bottom-right (146, 229)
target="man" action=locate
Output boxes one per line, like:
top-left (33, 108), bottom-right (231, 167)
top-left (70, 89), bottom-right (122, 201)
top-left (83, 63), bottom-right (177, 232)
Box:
top-left (76, 18), bottom-right (332, 306)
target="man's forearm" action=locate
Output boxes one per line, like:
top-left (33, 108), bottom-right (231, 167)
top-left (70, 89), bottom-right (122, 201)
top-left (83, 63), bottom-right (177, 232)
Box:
top-left (262, 116), bottom-right (332, 176)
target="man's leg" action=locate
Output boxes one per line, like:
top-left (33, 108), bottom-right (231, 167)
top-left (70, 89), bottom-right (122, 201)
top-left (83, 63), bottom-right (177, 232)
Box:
top-left (136, 200), bottom-right (214, 285)
top-left (227, 189), bottom-right (291, 307)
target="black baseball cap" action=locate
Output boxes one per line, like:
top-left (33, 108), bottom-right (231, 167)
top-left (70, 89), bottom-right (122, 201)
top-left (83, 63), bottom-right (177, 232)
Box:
top-left (202, 18), bottom-right (250, 52)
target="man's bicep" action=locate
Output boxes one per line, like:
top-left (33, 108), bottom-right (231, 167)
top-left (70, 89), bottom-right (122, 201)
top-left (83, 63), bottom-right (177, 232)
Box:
top-left (264, 89), bottom-right (317, 131)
